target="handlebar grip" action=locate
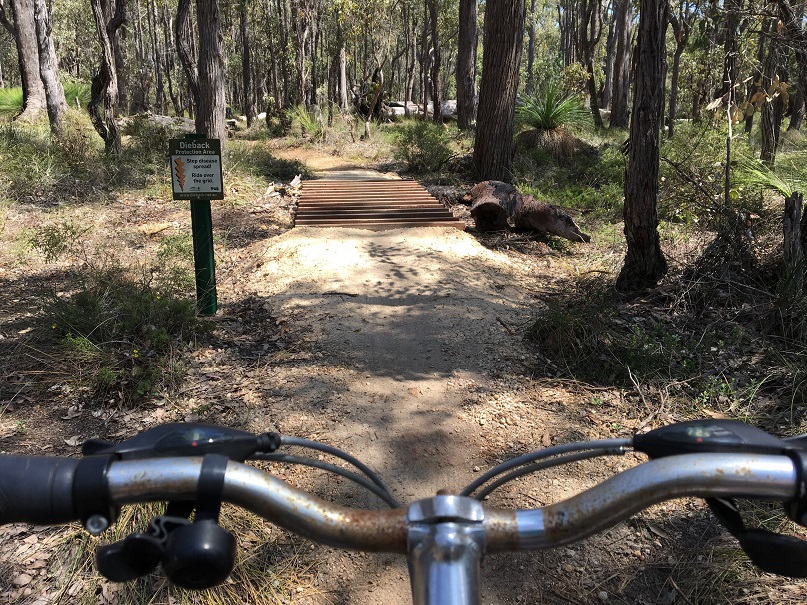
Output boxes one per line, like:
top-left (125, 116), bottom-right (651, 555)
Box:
top-left (0, 456), bottom-right (80, 525)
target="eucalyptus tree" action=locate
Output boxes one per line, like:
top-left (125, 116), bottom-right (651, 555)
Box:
top-left (6, 0), bottom-right (46, 121)
top-left (474, 0), bottom-right (526, 181)
top-left (32, 0), bottom-right (66, 134)
top-left (576, 0), bottom-right (605, 128)
top-left (609, 0), bottom-right (631, 128)
top-left (88, 0), bottom-right (125, 154)
top-left (617, 0), bottom-right (669, 292)
top-left (456, 0), bottom-right (476, 128)
top-left (175, 0), bottom-right (225, 141)
top-left (667, 0), bottom-right (697, 139)
top-left (778, 0), bottom-right (806, 131)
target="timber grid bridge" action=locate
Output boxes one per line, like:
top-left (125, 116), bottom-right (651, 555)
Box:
top-left (295, 178), bottom-right (466, 230)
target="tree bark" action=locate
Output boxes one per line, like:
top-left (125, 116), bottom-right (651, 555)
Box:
top-left (0, 1), bottom-right (14, 35)
top-left (558, 0), bottom-right (577, 66)
top-left (784, 191), bottom-right (806, 291)
top-left (32, 0), bottom-right (66, 136)
top-left (195, 0), bottom-right (226, 143)
top-left (760, 17), bottom-right (782, 166)
top-left (175, 0), bottom-right (199, 114)
top-left (526, 0), bottom-right (536, 93)
top-left (149, 0), bottom-right (165, 114)
top-left (667, 1), bottom-right (691, 140)
top-left (609, 0), bottom-right (631, 128)
top-left (456, 0), bottom-right (477, 129)
top-left (616, 0), bottom-right (669, 293)
top-left (778, 0), bottom-right (807, 131)
top-left (113, 0), bottom-right (127, 115)
top-left (88, 0), bottom-right (124, 154)
top-left (162, 2), bottom-right (182, 116)
top-left (473, 0), bottom-right (525, 182)
top-left (602, 10), bottom-right (616, 109)
top-left (240, 0), bottom-right (254, 125)
top-left (9, 0), bottom-right (46, 121)
top-left (427, 0), bottom-right (441, 123)
top-left (720, 0), bottom-right (743, 97)
top-left (577, 0), bottom-right (605, 128)
top-left (470, 181), bottom-right (591, 242)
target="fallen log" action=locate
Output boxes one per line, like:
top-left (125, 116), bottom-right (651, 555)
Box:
top-left (469, 181), bottom-right (591, 243)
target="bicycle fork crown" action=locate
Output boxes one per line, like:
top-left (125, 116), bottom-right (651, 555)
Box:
top-left (407, 495), bottom-right (486, 605)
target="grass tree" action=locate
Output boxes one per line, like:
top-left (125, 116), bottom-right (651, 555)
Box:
top-left (515, 82), bottom-right (590, 158)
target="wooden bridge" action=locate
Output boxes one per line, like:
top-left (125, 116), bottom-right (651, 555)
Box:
top-left (295, 179), bottom-right (465, 230)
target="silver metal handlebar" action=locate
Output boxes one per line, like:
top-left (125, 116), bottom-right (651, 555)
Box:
top-left (105, 452), bottom-right (799, 554)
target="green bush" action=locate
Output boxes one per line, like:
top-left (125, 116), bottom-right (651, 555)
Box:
top-left (0, 79), bottom-right (91, 116)
top-left (286, 104), bottom-right (325, 141)
top-left (49, 269), bottom-right (198, 402)
top-left (27, 220), bottom-right (90, 263)
top-left (0, 111), bottom-right (104, 203)
top-left (516, 82), bottom-right (589, 132)
top-left (394, 119), bottom-right (454, 173)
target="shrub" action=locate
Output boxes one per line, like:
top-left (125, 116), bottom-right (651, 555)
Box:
top-left (394, 119), bottom-right (454, 173)
top-left (516, 83), bottom-right (590, 133)
top-left (49, 269), bottom-right (199, 402)
top-left (286, 104), bottom-right (325, 141)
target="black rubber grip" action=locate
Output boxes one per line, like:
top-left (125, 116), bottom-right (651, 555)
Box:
top-left (0, 456), bottom-right (80, 525)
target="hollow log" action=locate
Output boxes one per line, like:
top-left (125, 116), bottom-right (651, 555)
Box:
top-left (469, 180), bottom-right (591, 243)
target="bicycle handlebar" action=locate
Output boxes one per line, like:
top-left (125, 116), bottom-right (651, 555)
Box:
top-left (0, 452), bottom-right (798, 553)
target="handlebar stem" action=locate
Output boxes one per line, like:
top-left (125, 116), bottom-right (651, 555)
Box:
top-left (407, 496), bottom-right (486, 605)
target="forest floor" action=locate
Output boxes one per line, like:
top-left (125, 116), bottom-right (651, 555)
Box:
top-left (0, 141), bottom-right (803, 604)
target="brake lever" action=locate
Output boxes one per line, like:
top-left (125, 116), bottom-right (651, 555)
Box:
top-left (82, 423), bottom-right (281, 462)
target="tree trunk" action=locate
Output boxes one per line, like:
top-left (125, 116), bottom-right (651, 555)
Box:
top-left (470, 181), bottom-right (591, 242)
top-left (420, 0), bottom-right (429, 118)
top-left (778, 0), bottom-right (807, 131)
top-left (427, 0), bottom-right (441, 123)
top-left (610, 0), bottom-right (631, 128)
top-left (578, 0), bottom-right (604, 128)
top-left (162, 2), bottom-right (182, 116)
top-left (526, 0), bottom-right (536, 93)
top-left (32, 0), bottom-right (66, 136)
top-left (363, 66), bottom-right (383, 140)
top-left (667, 3), bottom-right (691, 140)
top-left (558, 0), bottom-right (577, 66)
top-left (149, 0), bottom-right (164, 114)
top-left (760, 18), bottom-right (782, 166)
top-left (616, 0), bottom-right (669, 293)
top-left (88, 0), bottom-right (123, 154)
top-left (175, 0), bottom-right (199, 112)
top-left (0, 2), bottom-right (14, 35)
top-left (295, 0), bottom-right (309, 107)
top-left (602, 10), bottom-right (616, 109)
top-left (113, 0), bottom-right (127, 116)
top-left (456, 0), bottom-right (477, 129)
top-left (240, 0), bottom-right (254, 125)
top-left (720, 0), bottom-right (743, 97)
top-left (196, 0), bottom-right (226, 143)
top-left (784, 191), bottom-right (806, 291)
top-left (338, 22), bottom-right (348, 111)
top-left (9, 0), bottom-right (46, 121)
top-left (473, 0), bottom-right (525, 182)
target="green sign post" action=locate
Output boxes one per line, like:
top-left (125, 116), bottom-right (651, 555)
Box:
top-left (169, 135), bottom-right (224, 315)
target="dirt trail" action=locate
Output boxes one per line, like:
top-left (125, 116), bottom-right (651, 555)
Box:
top-left (246, 230), bottom-right (566, 604)
top-left (248, 226), bottom-right (540, 499)
top-left (226, 156), bottom-right (598, 604)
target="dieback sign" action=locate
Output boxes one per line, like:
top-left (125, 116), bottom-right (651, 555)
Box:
top-left (169, 138), bottom-right (224, 200)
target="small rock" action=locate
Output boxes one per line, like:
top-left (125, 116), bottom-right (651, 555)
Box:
top-left (12, 574), bottom-right (32, 587)
top-left (597, 591), bottom-right (609, 601)
top-left (472, 466), bottom-right (480, 472)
